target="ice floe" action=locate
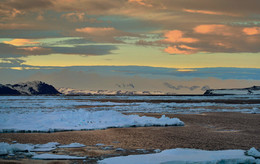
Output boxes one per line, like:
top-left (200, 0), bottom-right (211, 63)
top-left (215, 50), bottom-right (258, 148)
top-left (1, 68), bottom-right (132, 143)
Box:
top-left (247, 147), bottom-right (260, 158)
top-left (32, 153), bottom-right (87, 160)
top-left (99, 148), bottom-right (258, 164)
top-left (58, 143), bottom-right (86, 148)
top-left (0, 110), bottom-right (184, 133)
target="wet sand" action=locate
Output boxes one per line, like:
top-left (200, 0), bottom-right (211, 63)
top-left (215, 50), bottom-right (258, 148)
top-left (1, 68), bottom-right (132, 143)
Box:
top-left (0, 112), bottom-right (259, 163)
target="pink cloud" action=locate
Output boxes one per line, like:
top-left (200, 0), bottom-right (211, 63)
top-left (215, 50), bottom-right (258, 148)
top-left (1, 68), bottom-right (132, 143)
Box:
top-left (243, 27), bottom-right (260, 35)
top-left (75, 27), bottom-right (115, 34)
top-left (194, 24), bottom-right (234, 36)
top-left (164, 45), bottom-right (198, 55)
top-left (163, 30), bottom-right (198, 43)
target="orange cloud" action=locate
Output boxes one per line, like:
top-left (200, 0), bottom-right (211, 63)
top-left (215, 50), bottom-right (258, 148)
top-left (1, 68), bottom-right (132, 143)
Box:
top-left (183, 9), bottom-right (239, 17)
top-left (243, 27), bottom-right (260, 35)
top-left (18, 46), bottom-right (52, 55)
top-left (163, 30), bottom-right (198, 43)
top-left (3, 39), bottom-right (39, 46)
top-left (19, 47), bottom-right (43, 51)
top-left (194, 24), bottom-right (233, 36)
top-left (75, 27), bottom-right (115, 34)
top-left (164, 45), bottom-right (197, 55)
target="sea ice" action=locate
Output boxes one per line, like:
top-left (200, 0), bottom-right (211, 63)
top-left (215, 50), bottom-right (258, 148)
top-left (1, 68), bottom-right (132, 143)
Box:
top-left (247, 147), bottom-right (260, 158)
top-left (32, 153), bottom-right (87, 160)
top-left (99, 148), bottom-right (257, 164)
top-left (0, 110), bottom-right (184, 133)
top-left (58, 143), bottom-right (86, 148)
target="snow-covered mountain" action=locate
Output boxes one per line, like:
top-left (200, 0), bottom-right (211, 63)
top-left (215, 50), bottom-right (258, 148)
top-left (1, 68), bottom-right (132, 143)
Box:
top-left (58, 87), bottom-right (169, 96)
top-left (0, 84), bottom-right (21, 95)
top-left (204, 86), bottom-right (260, 95)
top-left (0, 81), bottom-right (60, 95)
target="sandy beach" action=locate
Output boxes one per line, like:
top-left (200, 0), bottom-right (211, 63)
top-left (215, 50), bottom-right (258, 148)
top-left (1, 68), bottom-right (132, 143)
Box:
top-left (1, 112), bottom-right (259, 163)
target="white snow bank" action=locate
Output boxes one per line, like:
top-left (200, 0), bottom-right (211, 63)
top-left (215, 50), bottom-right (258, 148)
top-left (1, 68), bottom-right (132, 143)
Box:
top-left (32, 153), bottom-right (87, 160)
top-left (99, 148), bottom-right (257, 164)
top-left (58, 143), bottom-right (86, 148)
top-left (247, 147), bottom-right (260, 158)
top-left (0, 110), bottom-right (184, 133)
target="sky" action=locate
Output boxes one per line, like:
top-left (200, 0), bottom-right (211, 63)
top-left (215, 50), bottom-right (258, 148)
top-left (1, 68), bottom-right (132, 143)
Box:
top-left (0, 0), bottom-right (260, 94)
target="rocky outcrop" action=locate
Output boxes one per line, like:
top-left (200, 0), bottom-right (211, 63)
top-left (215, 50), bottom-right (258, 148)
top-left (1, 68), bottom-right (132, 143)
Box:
top-left (204, 86), bottom-right (260, 95)
top-left (0, 81), bottom-right (60, 95)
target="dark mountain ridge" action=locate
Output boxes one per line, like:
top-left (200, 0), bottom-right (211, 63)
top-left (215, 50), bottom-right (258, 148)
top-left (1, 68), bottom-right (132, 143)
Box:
top-left (0, 81), bottom-right (60, 95)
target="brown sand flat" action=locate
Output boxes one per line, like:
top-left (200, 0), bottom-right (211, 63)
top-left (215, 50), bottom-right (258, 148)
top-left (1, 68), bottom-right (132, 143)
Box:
top-left (0, 112), bottom-right (259, 150)
top-left (0, 112), bottom-right (259, 163)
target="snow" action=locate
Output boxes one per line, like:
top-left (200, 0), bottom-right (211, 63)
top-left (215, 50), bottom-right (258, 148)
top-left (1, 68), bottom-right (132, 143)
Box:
top-left (0, 142), bottom-right (12, 155)
top-left (35, 142), bottom-right (60, 148)
top-left (99, 148), bottom-right (257, 164)
top-left (58, 143), bottom-right (86, 148)
top-left (0, 142), bottom-right (88, 158)
top-left (32, 142), bottom-right (60, 152)
top-left (11, 143), bottom-right (35, 152)
top-left (205, 89), bottom-right (260, 95)
top-left (32, 153), bottom-right (87, 160)
top-left (0, 110), bottom-right (184, 133)
top-left (0, 142), bottom-right (61, 154)
top-left (58, 88), bottom-right (166, 96)
top-left (6, 81), bottom-right (45, 95)
top-left (247, 147), bottom-right (260, 158)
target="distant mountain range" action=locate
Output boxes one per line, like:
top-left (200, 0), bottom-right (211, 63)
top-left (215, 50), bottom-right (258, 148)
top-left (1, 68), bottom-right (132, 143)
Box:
top-left (204, 86), bottom-right (260, 95)
top-left (1, 81), bottom-right (260, 96)
top-left (0, 81), bottom-right (60, 95)
top-left (58, 87), bottom-right (170, 96)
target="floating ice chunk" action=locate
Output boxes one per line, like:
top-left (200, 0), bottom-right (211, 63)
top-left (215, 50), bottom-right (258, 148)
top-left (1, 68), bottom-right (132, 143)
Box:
top-left (0, 142), bottom-right (12, 155)
top-left (0, 142), bottom-right (34, 155)
top-left (0, 110), bottom-right (184, 133)
top-left (32, 153), bottom-right (87, 160)
top-left (247, 147), bottom-right (260, 158)
top-left (96, 143), bottom-right (105, 146)
top-left (35, 142), bottom-right (60, 148)
top-left (99, 148), bottom-right (256, 164)
top-left (31, 142), bottom-right (59, 152)
top-left (11, 143), bottom-right (34, 152)
top-left (154, 149), bottom-right (161, 153)
top-left (58, 143), bottom-right (86, 148)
